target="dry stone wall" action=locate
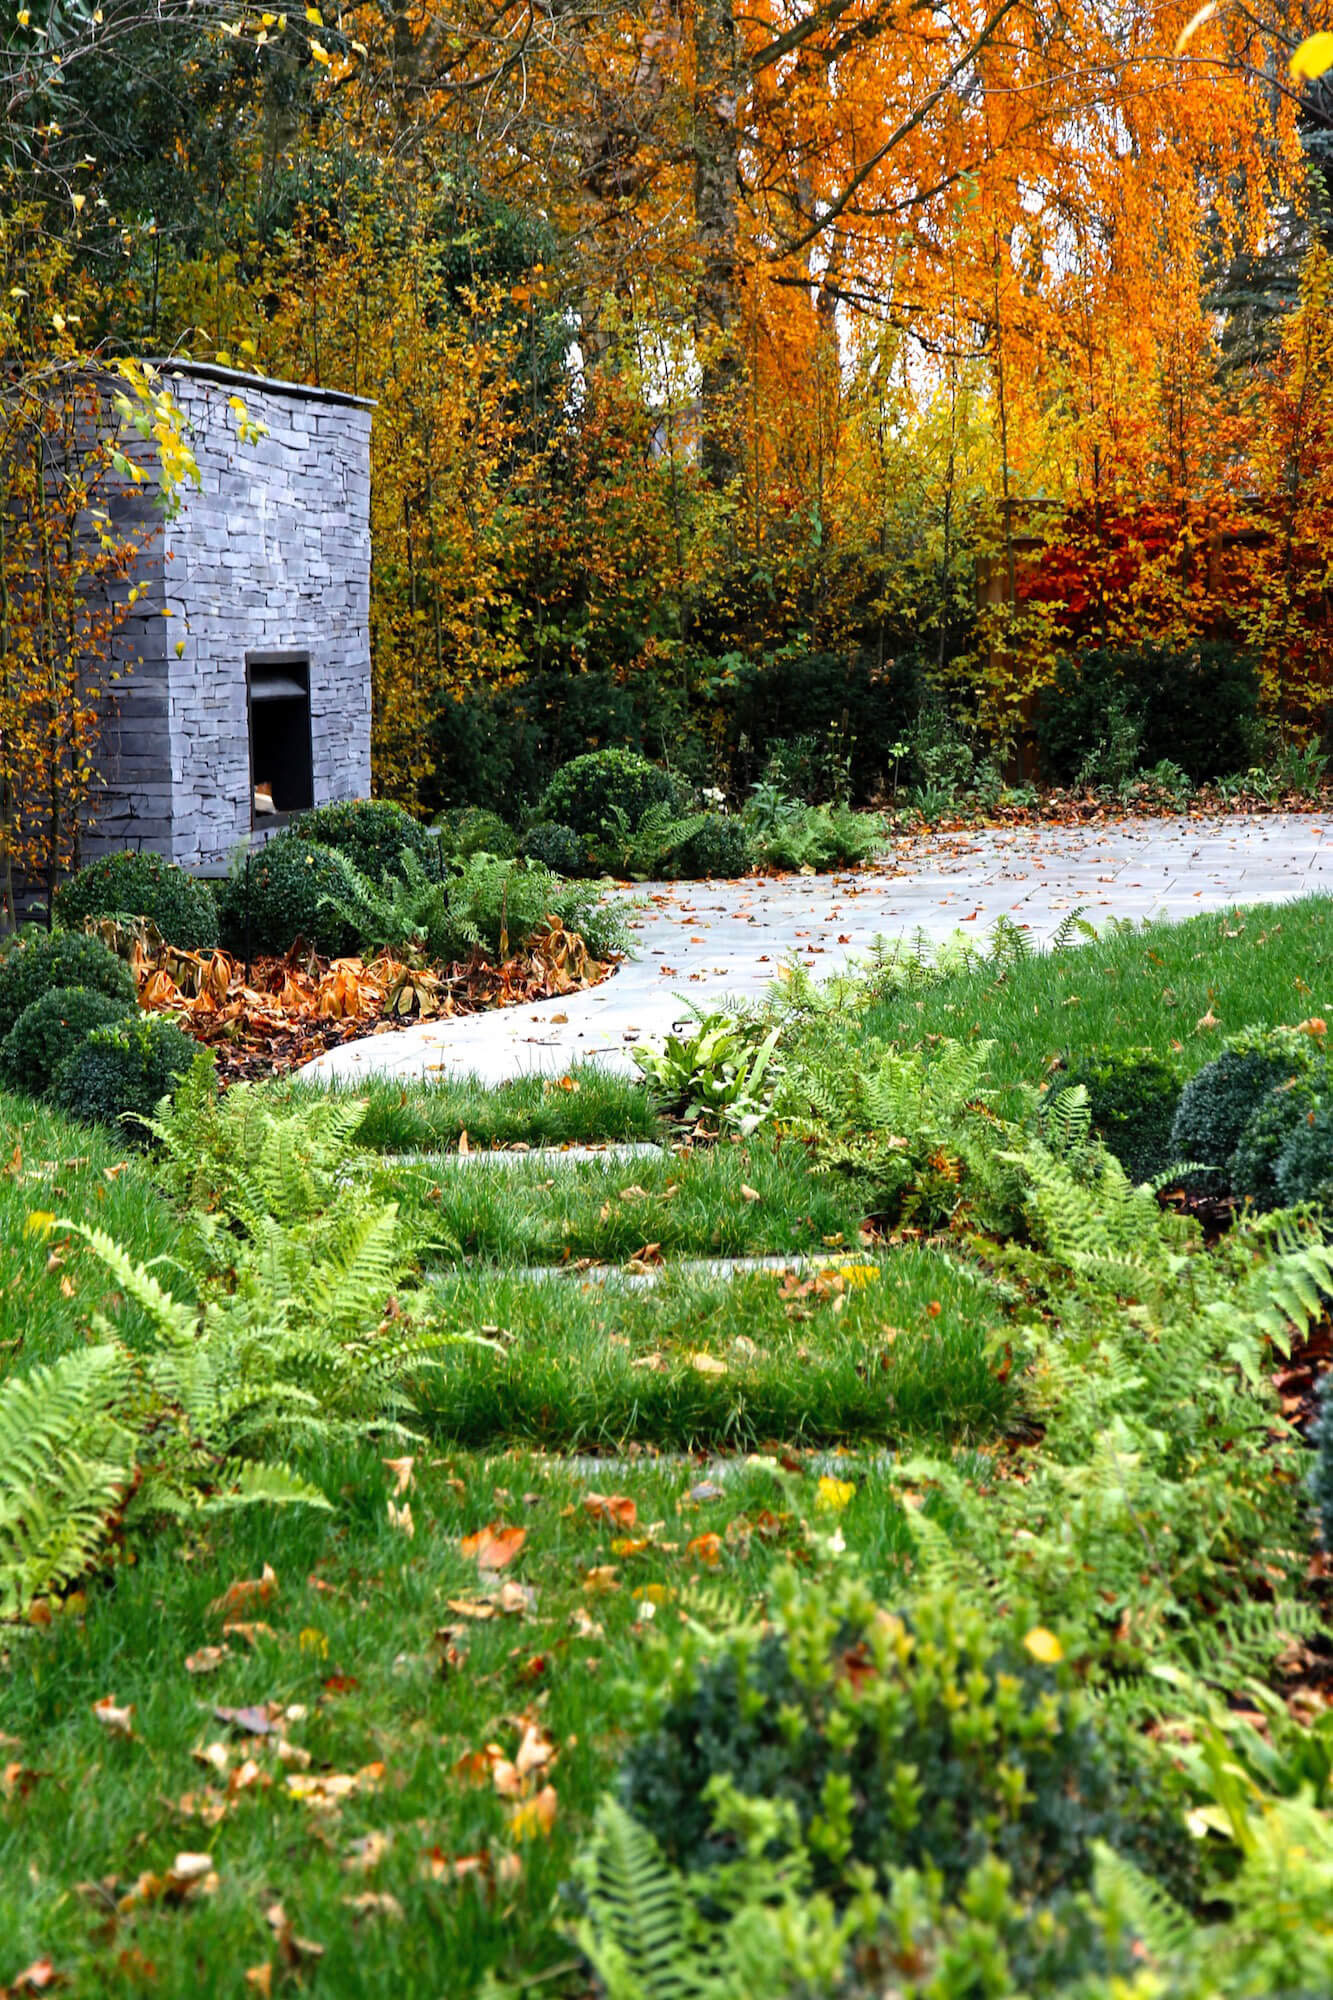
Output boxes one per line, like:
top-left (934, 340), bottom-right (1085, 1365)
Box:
top-left (84, 364), bottom-right (373, 870)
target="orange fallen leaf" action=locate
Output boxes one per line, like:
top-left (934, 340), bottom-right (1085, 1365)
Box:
top-left (185, 1646), bottom-right (230, 1676)
top-left (686, 1533), bottom-right (723, 1567)
top-left (92, 1695), bottom-right (134, 1738)
top-left (460, 1524), bottom-right (527, 1572)
top-left (208, 1563), bottom-right (278, 1619)
top-left (583, 1492), bottom-right (637, 1530)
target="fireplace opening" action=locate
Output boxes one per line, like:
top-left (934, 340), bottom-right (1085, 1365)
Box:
top-left (247, 652), bottom-right (314, 824)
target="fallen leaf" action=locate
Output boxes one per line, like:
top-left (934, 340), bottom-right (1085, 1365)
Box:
top-left (9, 1959), bottom-right (63, 1993)
top-left (342, 1891), bottom-right (404, 1922)
top-left (92, 1695), bottom-right (134, 1738)
top-left (208, 1564), bottom-right (278, 1619)
top-left (583, 1492), bottom-right (637, 1530)
top-left (383, 1455), bottom-right (415, 1495)
top-left (244, 1967), bottom-right (272, 1997)
top-left (509, 1784), bottom-right (558, 1839)
top-left (1023, 1626), bottom-right (1064, 1665)
top-left (285, 1763), bottom-right (384, 1809)
top-left (386, 1500), bottom-right (414, 1537)
top-left (221, 1621), bottom-right (277, 1648)
top-left (688, 1352), bottom-right (727, 1376)
top-left (460, 1524), bottom-right (527, 1572)
top-left (582, 1565), bottom-right (620, 1594)
top-left (184, 1645), bottom-right (230, 1676)
top-left (344, 1832), bottom-right (391, 1874)
top-left (816, 1475), bottom-right (856, 1513)
top-left (213, 1704), bottom-right (280, 1737)
top-left (686, 1533), bottom-right (723, 1566)
top-left (740, 1183), bottom-right (761, 1202)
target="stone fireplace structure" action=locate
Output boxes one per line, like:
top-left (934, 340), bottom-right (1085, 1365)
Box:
top-left (84, 362), bottom-right (373, 870)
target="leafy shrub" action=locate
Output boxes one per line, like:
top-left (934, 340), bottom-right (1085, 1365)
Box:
top-left (52, 1011), bottom-right (202, 1130)
top-left (522, 821), bottom-right (587, 875)
top-left (0, 928), bottom-right (137, 1039)
top-left (215, 834), bottom-right (366, 957)
top-left (291, 798), bottom-right (439, 882)
top-left (618, 1572), bottom-right (1135, 1900)
top-left (1169, 1030), bottom-right (1318, 1183)
top-left (667, 813), bottom-right (753, 880)
top-left (633, 1012), bottom-right (781, 1135)
top-left (742, 786), bottom-right (882, 872)
top-left (1034, 644), bottom-right (1262, 787)
top-left (1312, 1375), bottom-right (1333, 1556)
top-left (441, 806), bottom-right (520, 861)
top-left (0, 986), bottom-right (137, 1097)
top-left (1051, 1049), bottom-right (1181, 1185)
top-left (539, 749), bottom-right (692, 840)
top-left (437, 855), bottom-right (628, 962)
top-left (592, 802), bottom-right (712, 879)
top-left (54, 852), bottom-right (219, 950)
top-left (1275, 1099), bottom-right (1333, 1209)
top-left (1231, 1078), bottom-right (1322, 1209)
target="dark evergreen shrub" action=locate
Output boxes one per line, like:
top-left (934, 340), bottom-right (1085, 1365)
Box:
top-left (1169, 1031), bottom-right (1317, 1182)
top-left (54, 852), bottom-right (219, 950)
top-left (1033, 644), bottom-right (1262, 786)
top-left (523, 821), bottom-right (587, 875)
top-left (1275, 1098), bottom-right (1333, 1209)
top-left (1231, 1078), bottom-right (1323, 1209)
top-left (539, 749), bottom-right (693, 840)
top-left (53, 1012), bottom-right (200, 1131)
top-left (1052, 1049), bottom-right (1181, 1185)
top-left (0, 929), bottom-right (137, 1039)
top-left (666, 814), bottom-right (754, 880)
top-left (214, 835), bottom-right (365, 957)
top-left (0, 986), bottom-right (137, 1097)
top-left (618, 1582), bottom-right (1131, 1901)
top-left (1312, 1375), bottom-right (1333, 1554)
top-left (291, 799), bottom-right (438, 882)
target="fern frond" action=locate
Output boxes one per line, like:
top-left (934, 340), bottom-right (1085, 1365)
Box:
top-left (576, 1798), bottom-right (705, 2000)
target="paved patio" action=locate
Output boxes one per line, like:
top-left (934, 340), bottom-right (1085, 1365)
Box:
top-left (302, 813), bottom-right (1333, 1088)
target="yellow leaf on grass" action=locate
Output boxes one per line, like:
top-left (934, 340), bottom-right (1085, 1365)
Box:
top-left (1023, 1627), bottom-right (1064, 1665)
top-left (816, 1476), bottom-right (856, 1513)
top-left (510, 1784), bottom-right (558, 1839)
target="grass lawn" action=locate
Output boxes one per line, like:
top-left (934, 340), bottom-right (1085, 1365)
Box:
top-left (4, 898), bottom-right (1333, 1997)
top-left (862, 896), bottom-right (1333, 1092)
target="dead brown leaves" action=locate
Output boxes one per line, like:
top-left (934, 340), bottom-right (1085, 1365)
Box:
top-left (118, 916), bottom-right (617, 1084)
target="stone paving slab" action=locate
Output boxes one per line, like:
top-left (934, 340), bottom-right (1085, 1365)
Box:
top-left (303, 814), bottom-right (1333, 1090)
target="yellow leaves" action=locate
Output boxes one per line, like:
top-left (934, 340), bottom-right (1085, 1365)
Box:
top-left (1022, 1627), bottom-right (1064, 1665)
top-left (816, 1475), bottom-right (856, 1513)
top-left (1291, 31), bottom-right (1333, 80)
top-left (309, 37), bottom-right (331, 63)
top-left (25, 1211), bottom-right (55, 1239)
top-left (286, 1762), bottom-right (384, 1809)
top-left (509, 1785), bottom-right (558, 1839)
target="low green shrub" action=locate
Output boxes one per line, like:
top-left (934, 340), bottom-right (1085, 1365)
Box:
top-left (666, 813), bottom-right (754, 880)
top-left (1231, 1078), bottom-right (1322, 1209)
top-left (52, 1011), bottom-right (200, 1130)
top-left (291, 798), bottom-right (438, 882)
top-left (591, 802), bottom-right (712, 878)
top-left (1169, 1029), bottom-right (1318, 1182)
top-left (1275, 1098), bottom-right (1333, 1209)
top-left (1052, 1048), bottom-right (1181, 1185)
top-left (618, 1572), bottom-right (1141, 1901)
top-left (742, 785), bottom-right (881, 872)
top-left (539, 749), bottom-right (692, 840)
top-left (0, 929), bottom-right (137, 1038)
top-left (1033, 644), bottom-right (1263, 786)
top-left (0, 986), bottom-right (137, 1097)
top-left (1313, 1376), bottom-right (1333, 1555)
top-left (522, 820), bottom-right (587, 875)
top-left (214, 834), bottom-right (366, 957)
top-left (54, 852), bottom-right (219, 950)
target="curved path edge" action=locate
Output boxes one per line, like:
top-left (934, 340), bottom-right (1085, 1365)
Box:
top-left (301, 814), bottom-right (1333, 1090)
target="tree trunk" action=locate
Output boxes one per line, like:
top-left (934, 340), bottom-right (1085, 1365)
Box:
top-left (692, 0), bottom-right (742, 486)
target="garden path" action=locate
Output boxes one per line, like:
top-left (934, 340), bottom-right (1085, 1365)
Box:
top-left (303, 813), bottom-right (1333, 1088)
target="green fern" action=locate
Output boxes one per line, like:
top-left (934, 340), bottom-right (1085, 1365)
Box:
top-left (575, 1798), bottom-right (708, 2000)
top-left (0, 1345), bottom-right (133, 1616)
